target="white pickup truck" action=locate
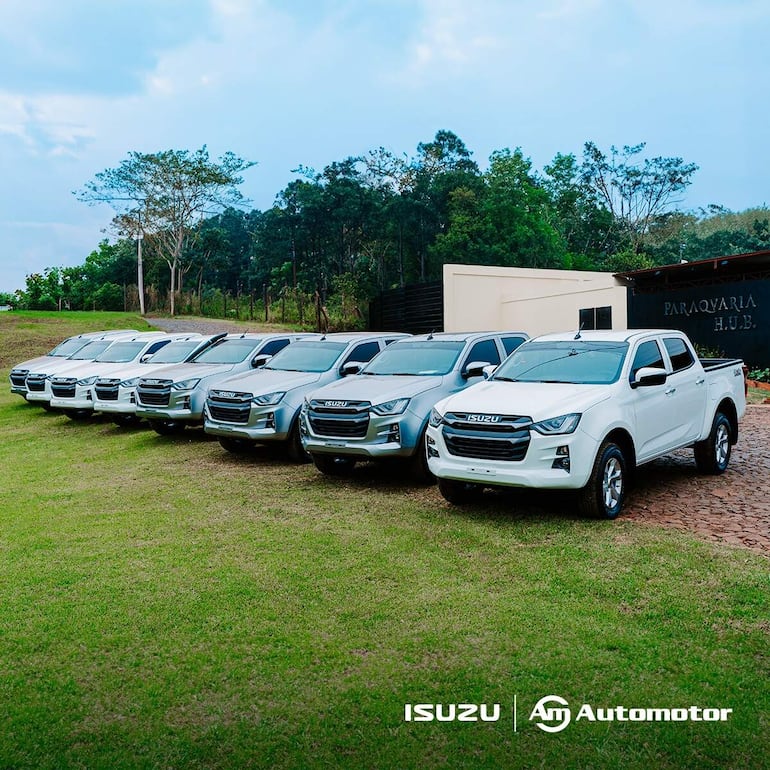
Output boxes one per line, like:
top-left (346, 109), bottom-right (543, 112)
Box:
top-left (427, 330), bottom-right (747, 519)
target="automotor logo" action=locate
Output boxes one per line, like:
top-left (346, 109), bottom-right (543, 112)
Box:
top-left (529, 695), bottom-right (571, 733)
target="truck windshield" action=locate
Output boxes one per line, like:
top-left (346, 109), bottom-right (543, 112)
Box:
top-left (48, 338), bottom-right (90, 357)
top-left (265, 342), bottom-right (346, 372)
top-left (94, 341), bottom-right (147, 363)
top-left (68, 340), bottom-right (114, 360)
top-left (493, 341), bottom-right (629, 385)
top-left (145, 340), bottom-right (201, 364)
top-left (362, 341), bottom-right (464, 375)
top-left (191, 338), bottom-right (261, 364)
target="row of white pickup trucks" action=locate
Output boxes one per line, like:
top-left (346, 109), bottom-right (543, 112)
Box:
top-left (10, 325), bottom-right (747, 519)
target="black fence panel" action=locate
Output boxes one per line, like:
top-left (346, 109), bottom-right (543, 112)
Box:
top-left (627, 278), bottom-right (769, 367)
top-left (369, 281), bottom-right (444, 334)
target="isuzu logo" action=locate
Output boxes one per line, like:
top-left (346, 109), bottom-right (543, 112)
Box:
top-left (325, 400), bottom-right (348, 407)
top-left (217, 391), bottom-right (238, 399)
top-left (467, 414), bottom-right (501, 423)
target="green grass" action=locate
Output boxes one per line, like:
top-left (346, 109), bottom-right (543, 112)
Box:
top-left (1, 312), bottom-right (768, 769)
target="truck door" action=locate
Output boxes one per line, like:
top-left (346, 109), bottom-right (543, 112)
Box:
top-left (629, 339), bottom-right (679, 461)
top-left (661, 336), bottom-right (707, 445)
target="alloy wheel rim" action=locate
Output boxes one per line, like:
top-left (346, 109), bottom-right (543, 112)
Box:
top-left (603, 457), bottom-right (623, 510)
top-left (715, 424), bottom-right (730, 466)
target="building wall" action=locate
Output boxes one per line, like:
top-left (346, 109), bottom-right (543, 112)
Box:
top-left (443, 264), bottom-right (628, 335)
top-left (628, 278), bottom-right (769, 367)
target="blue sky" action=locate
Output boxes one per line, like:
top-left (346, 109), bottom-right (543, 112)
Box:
top-left (0, 0), bottom-right (767, 293)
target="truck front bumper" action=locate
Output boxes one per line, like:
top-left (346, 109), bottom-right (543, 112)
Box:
top-left (203, 403), bottom-right (294, 443)
top-left (93, 388), bottom-right (138, 415)
top-left (425, 424), bottom-right (596, 491)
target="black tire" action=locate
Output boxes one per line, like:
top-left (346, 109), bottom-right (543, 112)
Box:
top-left (64, 409), bottom-right (91, 421)
top-left (113, 414), bottom-right (141, 428)
top-left (312, 453), bottom-right (356, 476)
top-left (286, 417), bottom-right (310, 464)
top-left (219, 437), bottom-right (255, 454)
top-left (149, 419), bottom-right (185, 436)
top-left (578, 441), bottom-right (626, 519)
top-left (407, 428), bottom-right (434, 483)
top-left (437, 477), bottom-right (480, 505)
top-left (694, 411), bottom-right (733, 474)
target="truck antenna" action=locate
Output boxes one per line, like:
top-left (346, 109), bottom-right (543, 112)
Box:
top-left (574, 323), bottom-right (584, 340)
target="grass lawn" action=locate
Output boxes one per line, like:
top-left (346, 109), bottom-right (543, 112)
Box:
top-left (1, 312), bottom-right (768, 769)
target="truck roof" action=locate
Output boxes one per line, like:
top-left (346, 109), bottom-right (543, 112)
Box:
top-left (401, 331), bottom-right (528, 343)
top-left (301, 332), bottom-right (410, 344)
top-left (532, 329), bottom-right (686, 343)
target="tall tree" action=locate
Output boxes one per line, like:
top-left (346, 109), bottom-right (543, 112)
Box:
top-left (77, 147), bottom-right (255, 315)
top-left (580, 142), bottom-right (698, 252)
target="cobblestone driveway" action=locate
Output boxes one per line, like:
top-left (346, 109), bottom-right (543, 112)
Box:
top-left (629, 405), bottom-right (770, 555)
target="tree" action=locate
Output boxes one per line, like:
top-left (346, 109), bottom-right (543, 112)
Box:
top-left (580, 142), bottom-right (698, 252)
top-left (77, 146), bottom-right (255, 315)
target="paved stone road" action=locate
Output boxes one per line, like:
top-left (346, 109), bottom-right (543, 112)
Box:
top-left (148, 318), bottom-right (770, 555)
top-left (627, 405), bottom-right (770, 555)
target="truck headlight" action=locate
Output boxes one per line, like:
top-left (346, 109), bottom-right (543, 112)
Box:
top-left (172, 378), bottom-right (200, 391)
top-left (120, 377), bottom-right (140, 387)
top-left (371, 398), bottom-right (409, 416)
top-left (530, 413), bottom-right (581, 435)
top-left (429, 407), bottom-right (444, 427)
top-left (252, 391), bottom-right (285, 406)
top-left (77, 376), bottom-right (97, 386)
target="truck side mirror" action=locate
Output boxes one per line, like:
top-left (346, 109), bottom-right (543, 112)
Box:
top-left (462, 361), bottom-right (491, 379)
top-left (482, 365), bottom-right (497, 380)
top-left (631, 367), bottom-right (668, 388)
top-left (252, 354), bottom-right (272, 368)
top-left (340, 361), bottom-right (363, 376)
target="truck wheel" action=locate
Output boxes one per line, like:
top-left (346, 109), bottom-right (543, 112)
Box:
top-left (113, 414), bottom-right (140, 428)
top-left (437, 477), bottom-right (480, 505)
top-left (407, 428), bottom-right (434, 483)
top-left (65, 409), bottom-right (91, 421)
top-left (694, 411), bottom-right (732, 474)
top-left (219, 437), bottom-right (255, 454)
top-left (286, 418), bottom-right (310, 464)
top-left (578, 441), bottom-right (626, 520)
top-left (312, 454), bottom-right (356, 476)
top-left (149, 419), bottom-right (185, 436)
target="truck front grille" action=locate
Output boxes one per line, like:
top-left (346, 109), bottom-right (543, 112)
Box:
top-left (51, 379), bottom-right (77, 399)
top-left (307, 400), bottom-right (370, 438)
top-left (26, 375), bottom-right (46, 392)
top-left (95, 379), bottom-right (120, 401)
top-left (137, 379), bottom-right (172, 407)
top-left (10, 370), bottom-right (28, 387)
top-left (442, 413), bottom-right (531, 462)
top-left (207, 391), bottom-right (252, 424)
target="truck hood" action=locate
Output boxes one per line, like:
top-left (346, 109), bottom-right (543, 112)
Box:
top-left (25, 357), bottom-right (94, 377)
top-left (437, 381), bottom-right (611, 422)
top-left (143, 362), bottom-right (236, 382)
top-left (310, 374), bottom-right (442, 404)
top-left (12, 354), bottom-right (59, 371)
top-left (52, 360), bottom-right (148, 380)
top-left (215, 368), bottom-right (323, 395)
top-left (93, 360), bottom-right (189, 380)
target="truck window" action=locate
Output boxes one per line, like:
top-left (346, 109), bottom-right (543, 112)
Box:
top-left (344, 341), bottom-right (381, 364)
top-left (145, 340), bottom-right (171, 356)
top-left (663, 337), bottom-right (695, 372)
top-left (463, 339), bottom-right (501, 368)
top-left (260, 338), bottom-right (291, 356)
top-left (502, 336), bottom-right (527, 356)
top-left (630, 340), bottom-right (665, 381)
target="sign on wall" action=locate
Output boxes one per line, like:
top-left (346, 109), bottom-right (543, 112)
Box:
top-left (627, 279), bottom-right (768, 367)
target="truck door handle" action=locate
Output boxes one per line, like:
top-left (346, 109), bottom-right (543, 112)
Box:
top-left (665, 387), bottom-right (677, 395)
top-left (695, 378), bottom-right (705, 385)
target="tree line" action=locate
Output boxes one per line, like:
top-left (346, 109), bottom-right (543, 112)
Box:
top-left (10, 132), bottom-right (770, 327)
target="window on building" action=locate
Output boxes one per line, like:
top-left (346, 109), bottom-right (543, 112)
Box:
top-left (579, 306), bottom-right (613, 330)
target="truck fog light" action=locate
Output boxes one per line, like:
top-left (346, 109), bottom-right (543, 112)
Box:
top-left (387, 423), bottom-right (400, 444)
top-left (181, 396), bottom-right (191, 409)
top-left (266, 412), bottom-right (275, 429)
top-left (551, 445), bottom-right (570, 471)
top-left (426, 434), bottom-right (438, 458)
top-left (86, 390), bottom-right (92, 401)
top-left (129, 393), bottom-right (136, 404)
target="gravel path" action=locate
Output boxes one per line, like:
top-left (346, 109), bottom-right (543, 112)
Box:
top-left (147, 314), bottom-right (770, 555)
